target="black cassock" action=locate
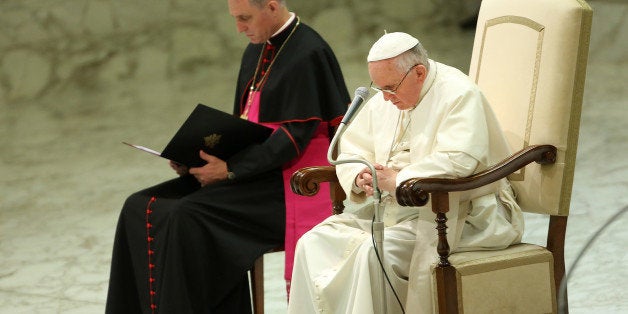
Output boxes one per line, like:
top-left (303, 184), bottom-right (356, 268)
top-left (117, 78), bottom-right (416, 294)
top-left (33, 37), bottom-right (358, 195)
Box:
top-left (106, 17), bottom-right (349, 314)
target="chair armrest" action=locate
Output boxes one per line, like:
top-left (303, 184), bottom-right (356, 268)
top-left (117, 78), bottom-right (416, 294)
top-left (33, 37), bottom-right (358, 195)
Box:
top-left (396, 144), bottom-right (557, 207)
top-left (290, 166), bottom-right (338, 195)
top-left (290, 165), bottom-right (346, 215)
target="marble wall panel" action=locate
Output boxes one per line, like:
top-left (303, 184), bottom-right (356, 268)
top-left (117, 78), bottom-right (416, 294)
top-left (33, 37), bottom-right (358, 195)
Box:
top-left (0, 0), bottom-right (472, 104)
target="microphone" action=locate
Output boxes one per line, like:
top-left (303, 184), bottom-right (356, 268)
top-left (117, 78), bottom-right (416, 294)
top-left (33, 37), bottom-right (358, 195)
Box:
top-left (326, 86), bottom-right (387, 313)
top-left (328, 87), bottom-right (370, 164)
top-left (340, 86), bottom-right (370, 125)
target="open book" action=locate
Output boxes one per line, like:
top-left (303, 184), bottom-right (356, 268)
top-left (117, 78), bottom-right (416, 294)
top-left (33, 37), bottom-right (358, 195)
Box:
top-left (124, 103), bottom-right (273, 167)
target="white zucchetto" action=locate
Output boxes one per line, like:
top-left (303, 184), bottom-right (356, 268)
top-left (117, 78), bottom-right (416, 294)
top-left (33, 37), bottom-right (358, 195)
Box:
top-left (367, 32), bottom-right (419, 62)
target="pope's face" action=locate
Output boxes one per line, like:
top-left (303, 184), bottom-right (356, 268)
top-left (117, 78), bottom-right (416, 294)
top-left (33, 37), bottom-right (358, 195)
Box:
top-left (228, 0), bottom-right (276, 44)
top-left (368, 59), bottom-right (426, 110)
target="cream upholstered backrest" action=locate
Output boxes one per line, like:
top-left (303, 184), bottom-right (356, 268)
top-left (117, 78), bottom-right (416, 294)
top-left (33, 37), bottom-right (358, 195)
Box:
top-left (469, 0), bottom-right (592, 216)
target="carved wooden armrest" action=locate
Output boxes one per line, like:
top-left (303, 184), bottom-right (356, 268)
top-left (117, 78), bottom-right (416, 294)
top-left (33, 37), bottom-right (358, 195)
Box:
top-left (290, 166), bottom-right (338, 195)
top-left (396, 144), bottom-right (557, 207)
top-left (290, 165), bottom-right (346, 215)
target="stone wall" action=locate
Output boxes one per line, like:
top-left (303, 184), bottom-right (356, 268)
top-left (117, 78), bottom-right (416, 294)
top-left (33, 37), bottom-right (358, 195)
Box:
top-left (0, 0), bottom-right (476, 107)
top-left (3, 0), bottom-right (622, 108)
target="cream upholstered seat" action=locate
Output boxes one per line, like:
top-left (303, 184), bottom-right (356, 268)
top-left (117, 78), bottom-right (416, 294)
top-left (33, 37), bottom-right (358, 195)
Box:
top-left (395, 0), bottom-right (593, 313)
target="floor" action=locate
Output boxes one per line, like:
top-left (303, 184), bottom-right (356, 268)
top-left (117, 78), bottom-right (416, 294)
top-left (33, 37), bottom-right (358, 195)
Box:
top-left (0, 1), bottom-right (626, 313)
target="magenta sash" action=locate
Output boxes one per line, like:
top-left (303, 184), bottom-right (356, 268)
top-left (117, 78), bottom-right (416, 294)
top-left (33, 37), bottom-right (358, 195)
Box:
top-left (247, 91), bottom-right (332, 284)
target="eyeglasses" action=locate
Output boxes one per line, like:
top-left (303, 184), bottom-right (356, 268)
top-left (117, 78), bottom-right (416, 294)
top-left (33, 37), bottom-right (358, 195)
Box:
top-left (370, 64), bottom-right (418, 95)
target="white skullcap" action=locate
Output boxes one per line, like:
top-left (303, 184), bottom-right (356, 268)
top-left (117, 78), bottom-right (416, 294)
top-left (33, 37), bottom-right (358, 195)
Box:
top-left (367, 32), bottom-right (419, 62)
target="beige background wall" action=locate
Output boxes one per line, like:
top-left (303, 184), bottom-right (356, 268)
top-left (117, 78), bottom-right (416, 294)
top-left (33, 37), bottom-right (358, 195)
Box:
top-left (0, 0), bottom-right (480, 105)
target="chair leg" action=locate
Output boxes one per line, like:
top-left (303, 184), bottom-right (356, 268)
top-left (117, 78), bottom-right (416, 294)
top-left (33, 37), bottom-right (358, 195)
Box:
top-left (251, 255), bottom-right (265, 314)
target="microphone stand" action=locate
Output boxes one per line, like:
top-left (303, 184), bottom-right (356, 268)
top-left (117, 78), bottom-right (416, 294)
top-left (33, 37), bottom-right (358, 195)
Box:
top-left (327, 121), bottom-right (387, 314)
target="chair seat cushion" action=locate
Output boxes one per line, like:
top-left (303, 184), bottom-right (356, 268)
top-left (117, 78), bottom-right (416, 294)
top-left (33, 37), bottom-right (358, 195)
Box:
top-left (434, 243), bottom-right (556, 313)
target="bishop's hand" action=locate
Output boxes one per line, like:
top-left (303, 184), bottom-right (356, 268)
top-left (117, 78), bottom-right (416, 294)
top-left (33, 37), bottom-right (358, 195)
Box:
top-left (169, 160), bottom-right (188, 176)
top-left (189, 150), bottom-right (229, 187)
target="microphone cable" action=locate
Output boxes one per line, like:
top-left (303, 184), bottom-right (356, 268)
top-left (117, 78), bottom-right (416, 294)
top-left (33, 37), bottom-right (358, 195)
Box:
top-left (371, 215), bottom-right (406, 314)
top-left (557, 204), bottom-right (628, 314)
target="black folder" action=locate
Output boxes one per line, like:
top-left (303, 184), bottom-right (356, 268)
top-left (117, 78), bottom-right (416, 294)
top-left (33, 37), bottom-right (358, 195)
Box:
top-left (124, 103), bottom-right (273, 167)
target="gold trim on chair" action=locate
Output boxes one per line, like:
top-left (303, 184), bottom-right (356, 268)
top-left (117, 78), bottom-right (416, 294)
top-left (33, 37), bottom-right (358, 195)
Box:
top-left (476, 16), bottom-right (545, 182)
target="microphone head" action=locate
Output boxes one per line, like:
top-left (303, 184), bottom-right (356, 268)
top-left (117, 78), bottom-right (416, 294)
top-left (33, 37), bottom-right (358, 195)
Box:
top-left (340, 86), bottom-right (370, 126)
top-left (355, 86), bottom-right (369, 100)
top-left (331, 87), bottom-right (370, 161)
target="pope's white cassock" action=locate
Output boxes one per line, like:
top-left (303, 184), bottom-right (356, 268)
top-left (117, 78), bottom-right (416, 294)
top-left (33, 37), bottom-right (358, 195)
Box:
top-left (288, 59), bottom-right (524, 314)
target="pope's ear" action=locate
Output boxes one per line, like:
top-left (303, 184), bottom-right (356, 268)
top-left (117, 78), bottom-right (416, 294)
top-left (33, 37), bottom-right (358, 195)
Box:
top-left (267, 0), bottom-right (280, 12)
top-left (415, 65), bottom-right (428, 83)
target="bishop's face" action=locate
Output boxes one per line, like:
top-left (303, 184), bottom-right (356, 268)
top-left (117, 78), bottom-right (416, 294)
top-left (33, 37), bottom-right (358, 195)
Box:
top-left (228, 0), bottom-right (279, 44)
top-left (368, 58), bottom-right (427, 111)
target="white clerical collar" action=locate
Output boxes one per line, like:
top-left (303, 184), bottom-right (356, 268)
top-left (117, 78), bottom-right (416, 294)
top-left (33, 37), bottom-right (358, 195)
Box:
top-left (268, 12), bottom-right (296, 42)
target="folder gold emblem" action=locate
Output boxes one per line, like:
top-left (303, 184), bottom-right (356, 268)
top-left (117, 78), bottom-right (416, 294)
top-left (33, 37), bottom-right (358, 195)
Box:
top-left (204, 134), bottom-right (222, 149)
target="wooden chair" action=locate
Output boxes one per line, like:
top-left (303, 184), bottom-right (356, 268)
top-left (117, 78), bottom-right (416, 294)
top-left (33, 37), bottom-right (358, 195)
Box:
top-left (290, 0), bottom-right (592, 312)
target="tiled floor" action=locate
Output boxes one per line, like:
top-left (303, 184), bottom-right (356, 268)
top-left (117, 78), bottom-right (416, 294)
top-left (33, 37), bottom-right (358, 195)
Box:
top-left (1, 1), bottom-right (626, 313)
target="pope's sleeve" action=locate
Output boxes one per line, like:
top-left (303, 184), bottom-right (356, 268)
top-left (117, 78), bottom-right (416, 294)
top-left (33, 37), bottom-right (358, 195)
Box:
top-left (396, 89), bottom-right (489, 185)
